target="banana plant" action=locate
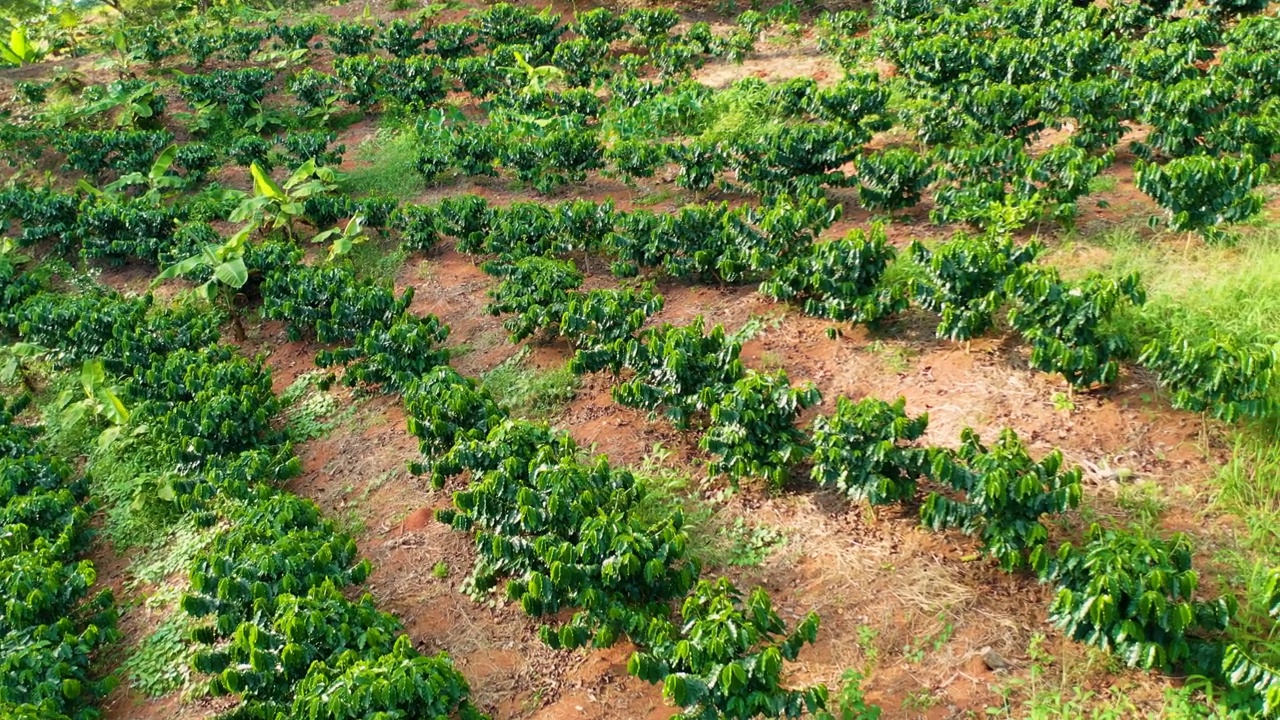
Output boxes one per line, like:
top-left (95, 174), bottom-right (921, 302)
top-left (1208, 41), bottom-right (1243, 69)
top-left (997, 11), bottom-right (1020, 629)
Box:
top-left (77, 80), bottom-right (165, 128)
top-left (508, 50), bottom-right (565, 93)
top-left (0, 25), bottom-right (39, 66)
top-left (310, 213), bottom-right (367, 262)
top-left (230, 160), bottom-right (338, 239)
top-left (0, 342), bottom-right (50, 392)
top-left (83, 144), bottom-right (184, 203)
top-left (154, 226), bottom-right (251, 340)
top-left (59, 359), bottom-right (131, 449)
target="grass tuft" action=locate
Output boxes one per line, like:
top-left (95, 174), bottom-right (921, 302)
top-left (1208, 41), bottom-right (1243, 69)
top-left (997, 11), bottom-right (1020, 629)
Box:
top-left (481, 349), bottom-right (579, 419)
top-left (341, 127), bottom-right (421, 201)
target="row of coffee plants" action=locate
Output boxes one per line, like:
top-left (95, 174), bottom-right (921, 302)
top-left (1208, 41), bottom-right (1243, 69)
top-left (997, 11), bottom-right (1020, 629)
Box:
top-left (7, 1), bottom-right (1274, 238)
top-left (393, 190), bottom-right (1275, 420)
top-left (2, 239), bottom-right (485, 717)
top-left (873, 0), bottom-right (1279, 236)
top-left (521, 286), bottom-right (1258, 709)
top-left (2, 144), bottom-right (1273, 422)
top-left (0, 393), bottom-right (118, 719)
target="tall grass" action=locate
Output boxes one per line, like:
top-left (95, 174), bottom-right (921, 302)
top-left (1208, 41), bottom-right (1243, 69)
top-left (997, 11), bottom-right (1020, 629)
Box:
top-left (341, 126), bottom-right (421, 201)
top-left (1094, 226), bottom-right (1280, 348)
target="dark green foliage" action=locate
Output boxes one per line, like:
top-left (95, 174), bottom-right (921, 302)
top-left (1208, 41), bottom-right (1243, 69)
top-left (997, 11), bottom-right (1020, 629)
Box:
top-left (1038, 525), bottom-right (1236, 673)
top-left (760, 224), bottom-right (906, 325)
top-left (809, 396), bottom-right (931, 506)
top-left (193, 581), bottom-right (401, 712)
top-left (924, 428), bottom-right (1082, 570)
top-left (286, 636), bottom-right (487, 720)
top-left (624, 7), bottom-right (680, 43)
top-left (0, 399), bottom-right (118, 720)
top-left (404, 366), bottom-right (506, 484)
top-left (74, 198), bottom-right (182, 265)
top-left (485, 256), bottom-right (583, 342)
top-left (260, 264), bottom-right (412, 344)
top-left (13, 291), bottom-right (151, 368)
top-left (182, 491), bottom-right (371, 640)
top-left (613, 317), bottom-right (747, 429)
top-left (316, 314), bottom-right (450, 393)
top-left (475, 3), bottom-right (562, 53)
top-left (856, 147), bottom-right (935, 211)
top-left (561, 286), bottom-right (664, 373)
top-left (444, 450), bottom-right (700, 650)
top-left (700, 370), bottom-right (821, 491)
top-left (53, 130), bottom-right (173, 180)
top-left (177, 69), bottom-right (275, 124)
top-left (227, 135), bottom-right (273, 170)
top-left (1135, 156), bottom-right (1268, 240)
top-left (135, 347), bottom-right (285, 462)
top-left (395, 204), bottom-right (439, 252)
top-left (1138, 330), bottom-right (1279, 423)
top-left (628, 578), bottom-right (828, 720)
top-left (279, 131), bottom-right (344, 168)
top-left (910, 233), bottom-right (1041, 341)
top-left (288, 68), bottom-right (338, 110)
top-left (378, 19), bottom-right (424, 58)
top-left (1005, 268), bottom-right (1145, 387)
top-left (0, 188), bottom-right (79, 247)
top-left (328, 22), bottom-right (376, 56)
top-left (573, 8), bottom-right (627, 43)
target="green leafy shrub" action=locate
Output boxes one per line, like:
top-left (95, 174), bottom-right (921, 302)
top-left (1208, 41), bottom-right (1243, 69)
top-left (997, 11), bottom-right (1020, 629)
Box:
top-left (1005, 268), bottom-right (1145, 387)
top-left (925, 428), bottom-right (1082, 570)
top-left (910, 233), bottom-right (1040, 341)
top-left (1138, 330), bottom-right (1279, 422)
top-left (761, 224), bottom-right (906, 325)
top-left (1038, 525), bottom-right (1236, 673)
top-left (613, 317), bottom-right (747, 429)
top-left (809, 396), bottom-right (931, 505)
top-left (701, 370), bottom-right (821, 490)
top-left (485, 256), bottom-right (583, 342)
top-left (856, 147), bottom-right (935, 211)
top-left (287, 635), bottom-right (487, 720)
top-left (629, 578), bottom-right (828, 720)
top-left (1135, 156), bottom-right (1268, 241)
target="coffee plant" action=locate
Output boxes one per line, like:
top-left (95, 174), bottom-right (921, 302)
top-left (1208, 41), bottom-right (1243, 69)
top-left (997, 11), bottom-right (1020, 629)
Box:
top-left (809, 396), bottom-right (931, 506)
top-left (701, 370), bottom-right (821, 491)
top-left (925, 428), bottom-right (1082, 570)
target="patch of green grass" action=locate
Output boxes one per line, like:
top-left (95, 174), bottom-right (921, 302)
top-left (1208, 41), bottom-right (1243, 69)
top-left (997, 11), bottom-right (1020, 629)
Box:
top-left (1214, 435), bottom-right (1280, 563)
top-left (1087, 174), bottom-right (1119, 194)
top-left (1095, 226), bottom-right (1280, 348)
top-left (129, 519), bottom-right (217, 589)
top-left (631, 446), bottom-right (788, 570)
top-left (481, 349), bottom-right (579, 419)
top-left (1113, 480), bottom-right (1167, 530)
top-left (341, 127), bottom-right (421, 201)
top-left (865, 340), bottom-right (917, 373)
top-left (346, 232), bottom-right (409, 284)
top-left (282, 371), bottom-right (358, 442)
